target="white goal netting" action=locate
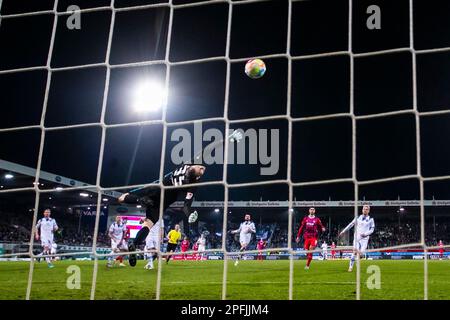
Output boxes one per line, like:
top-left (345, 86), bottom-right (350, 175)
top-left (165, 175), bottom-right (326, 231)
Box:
top-left (1, 0), bottom-right (450, 300)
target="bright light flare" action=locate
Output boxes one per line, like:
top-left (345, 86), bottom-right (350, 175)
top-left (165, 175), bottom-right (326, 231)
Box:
top-left (132, 80), bottom-right (167, 113)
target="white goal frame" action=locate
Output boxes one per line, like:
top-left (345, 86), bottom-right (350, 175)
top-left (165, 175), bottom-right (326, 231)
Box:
top-left (1, 0), bottom-right (450, 300)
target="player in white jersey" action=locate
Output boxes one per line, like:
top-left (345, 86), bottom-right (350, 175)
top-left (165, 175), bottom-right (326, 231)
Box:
top-left (196, 234), bottom-right (207, 261)
top-left (321, 241), bottom-right (328, 260)
top-left (338, 205), bottom-right (375, 272)
top-left (144, 219), bottom-right (164, 270)
top-left (35, 209), bottom-right (58, 268)
top-left (230, 214), bottom-right (256, 266)
top-left (108, 216), bottom-right (127, 267)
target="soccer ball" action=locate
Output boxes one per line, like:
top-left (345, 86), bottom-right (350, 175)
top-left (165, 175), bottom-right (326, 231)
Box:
top-left (245, 59), bottom-right (266, 79)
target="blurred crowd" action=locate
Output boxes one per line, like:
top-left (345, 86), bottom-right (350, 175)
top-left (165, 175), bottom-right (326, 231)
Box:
top-left (1, 210), bottom-right (449, 251)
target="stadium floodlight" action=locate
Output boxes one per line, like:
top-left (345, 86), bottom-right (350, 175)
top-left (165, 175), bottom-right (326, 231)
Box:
top-left (132, 80), bottom-right (167, 113)
top-left (214, 208), bottom-right (220, 213)
top-left (102, 198), bottom-right (108, 202)
top-left (80, 192), bottom-right (89, 197)
top-left (55, 187), bottom-right (63, 191)
top-left (4, 173), bottom-right (14, 179)
top-left (137, 205), bottom-right (142, 208)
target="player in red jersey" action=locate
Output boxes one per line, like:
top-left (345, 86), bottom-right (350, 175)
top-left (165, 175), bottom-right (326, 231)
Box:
top-left (330, 241), bottom-right (337, 260)
top-left (192, 242), bottom-right (199, 260)
top-left (295, 207), bottom-right (326, 270)
top-left (439, 240), bottom-right (444, 260)
top-left (257, 238), bottom-right (266, 261)
top-left (181, 237), bottom-right (190, 260)
top-left (115, 217), bottom-right (130, 266)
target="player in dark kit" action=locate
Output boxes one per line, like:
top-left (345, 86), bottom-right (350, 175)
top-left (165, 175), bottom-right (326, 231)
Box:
top-left (118, 130), bottom-right (243, 267)
top-left (295, 207), bottom-right (326, 270)
top-left (118, 164), bottom-right (205, 267)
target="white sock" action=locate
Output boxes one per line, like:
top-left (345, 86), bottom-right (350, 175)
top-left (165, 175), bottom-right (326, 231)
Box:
top-left (349, 254), bottom-right (356, 269)
top-left (45, 251), bottom-right (51, 264)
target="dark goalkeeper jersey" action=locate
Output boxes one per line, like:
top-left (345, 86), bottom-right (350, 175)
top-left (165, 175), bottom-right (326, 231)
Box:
top-left (125, 164), bottom-right (199, 215)
top-left (165, 164), bottom-right (198, 187)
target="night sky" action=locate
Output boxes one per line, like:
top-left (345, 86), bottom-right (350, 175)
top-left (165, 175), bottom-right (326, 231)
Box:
top-left (1, 0), bottom-right (450, 204)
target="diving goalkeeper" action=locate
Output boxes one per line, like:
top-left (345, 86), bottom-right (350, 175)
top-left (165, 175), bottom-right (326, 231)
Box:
top-left (118, 130), bottom-right (242, 267)
top-left (118, 164), bottom-right (205, 267)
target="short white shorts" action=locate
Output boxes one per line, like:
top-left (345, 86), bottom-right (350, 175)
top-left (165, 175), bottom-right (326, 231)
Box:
top-left (240, 241), bottom-right (250, 248)
top-left (111, 239), bottom-right (128, 251)
top-left (41, 238), bottom-right (53, 249)
top-left (353, 237), bottom-right (369, 253)
top-left (198, 245), bottom-right (206, 252)
top-left (145, 236), bottom-right (160, 250)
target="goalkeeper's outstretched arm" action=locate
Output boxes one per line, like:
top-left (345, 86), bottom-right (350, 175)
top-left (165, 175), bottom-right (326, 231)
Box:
top-left (188, 129), bottom-right (243, 166)
top-left (118, 193), bottom-right (139, 204)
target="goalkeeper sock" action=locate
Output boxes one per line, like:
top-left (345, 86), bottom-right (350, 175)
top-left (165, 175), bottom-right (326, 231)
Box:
top-left (134, 226), bottom-right (150, 245)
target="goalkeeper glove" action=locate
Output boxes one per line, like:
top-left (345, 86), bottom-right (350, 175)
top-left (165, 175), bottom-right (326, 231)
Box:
top-left (188, 211), bottom-right (198, 223)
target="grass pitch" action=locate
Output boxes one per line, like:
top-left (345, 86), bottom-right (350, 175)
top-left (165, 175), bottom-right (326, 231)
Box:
top-left (0, 259), bottom-right (449, 300)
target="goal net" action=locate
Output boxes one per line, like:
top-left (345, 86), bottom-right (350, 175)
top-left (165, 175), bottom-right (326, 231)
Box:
top-left (0, 0), bottom-right (449, 300)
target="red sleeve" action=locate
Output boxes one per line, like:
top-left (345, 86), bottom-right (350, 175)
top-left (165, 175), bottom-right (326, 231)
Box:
top-left (317, 218), bottom-right (325, 230)
top-left (297, 217), bottom-right (306, 238)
